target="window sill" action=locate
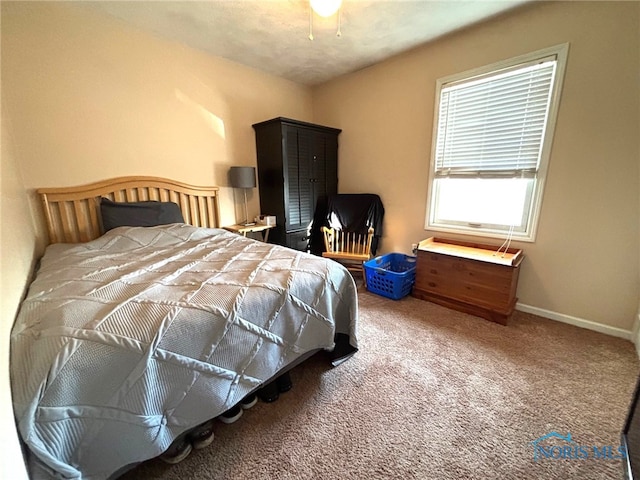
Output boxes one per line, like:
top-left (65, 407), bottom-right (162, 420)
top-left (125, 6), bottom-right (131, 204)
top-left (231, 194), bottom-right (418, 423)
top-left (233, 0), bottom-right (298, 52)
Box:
top-left (425, 224), bottom-right (536, 243)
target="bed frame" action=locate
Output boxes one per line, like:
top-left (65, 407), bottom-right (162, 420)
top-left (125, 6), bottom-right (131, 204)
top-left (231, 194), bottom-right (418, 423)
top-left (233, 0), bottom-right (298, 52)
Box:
top-left (38, 176), bottom-right (221, 244)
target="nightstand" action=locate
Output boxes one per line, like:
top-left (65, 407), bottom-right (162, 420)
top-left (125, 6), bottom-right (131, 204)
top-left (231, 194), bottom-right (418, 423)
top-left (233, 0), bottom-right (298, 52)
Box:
top-left (223, 223), bottom-right (275, 242)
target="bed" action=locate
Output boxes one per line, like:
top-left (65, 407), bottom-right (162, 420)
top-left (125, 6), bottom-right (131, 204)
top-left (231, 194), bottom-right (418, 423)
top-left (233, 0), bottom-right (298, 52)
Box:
top-left (11, 176), bottom-right (358, 480)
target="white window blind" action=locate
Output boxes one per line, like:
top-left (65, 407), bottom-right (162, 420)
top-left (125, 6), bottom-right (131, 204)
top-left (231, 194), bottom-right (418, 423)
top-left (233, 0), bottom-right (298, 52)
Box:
top-left (435, 57), bottom-right (557, 178)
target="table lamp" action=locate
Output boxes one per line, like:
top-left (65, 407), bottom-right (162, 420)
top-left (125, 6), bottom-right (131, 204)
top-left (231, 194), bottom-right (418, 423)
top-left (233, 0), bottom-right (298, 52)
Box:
top-left (229, 166), bottom-right (256, 226)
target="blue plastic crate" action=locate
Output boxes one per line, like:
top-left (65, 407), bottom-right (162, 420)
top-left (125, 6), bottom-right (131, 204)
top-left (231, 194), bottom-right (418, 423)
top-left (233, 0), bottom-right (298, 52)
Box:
top-left (364, 253), bottom-right (417, 300)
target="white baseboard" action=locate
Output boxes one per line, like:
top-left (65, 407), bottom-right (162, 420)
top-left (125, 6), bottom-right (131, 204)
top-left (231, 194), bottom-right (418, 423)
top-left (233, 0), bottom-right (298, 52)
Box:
top-left (515, 303), bottom-right (634, 341)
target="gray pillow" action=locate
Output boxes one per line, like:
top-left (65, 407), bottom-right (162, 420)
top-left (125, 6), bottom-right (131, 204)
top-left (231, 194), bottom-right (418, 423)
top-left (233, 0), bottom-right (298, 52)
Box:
top-left (100, 198), bottom-right (185, 232)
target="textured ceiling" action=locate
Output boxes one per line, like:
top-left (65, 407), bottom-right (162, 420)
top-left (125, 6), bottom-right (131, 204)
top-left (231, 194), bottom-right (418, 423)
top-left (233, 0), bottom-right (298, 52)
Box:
top-left (84, 0), bottom-right (531, 86)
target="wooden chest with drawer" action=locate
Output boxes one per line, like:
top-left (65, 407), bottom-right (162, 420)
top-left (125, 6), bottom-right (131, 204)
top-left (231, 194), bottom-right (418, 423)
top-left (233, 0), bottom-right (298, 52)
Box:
top-left (412, 237), bottom-right (524, 325)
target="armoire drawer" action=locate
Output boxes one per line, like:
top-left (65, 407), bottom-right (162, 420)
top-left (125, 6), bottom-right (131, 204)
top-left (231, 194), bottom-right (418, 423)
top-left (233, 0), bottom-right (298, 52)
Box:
top-left (285, 230), bottom-right (309, 252)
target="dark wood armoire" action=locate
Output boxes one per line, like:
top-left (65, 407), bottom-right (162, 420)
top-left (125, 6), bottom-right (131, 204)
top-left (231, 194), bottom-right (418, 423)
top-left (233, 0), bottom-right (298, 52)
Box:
top-left (252, 117), bottom-right (341, 253)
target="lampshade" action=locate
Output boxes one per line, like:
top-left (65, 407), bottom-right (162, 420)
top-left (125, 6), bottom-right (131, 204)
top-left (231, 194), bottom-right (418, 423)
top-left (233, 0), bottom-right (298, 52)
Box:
top-left (229, 166), bottom-right (256, 189)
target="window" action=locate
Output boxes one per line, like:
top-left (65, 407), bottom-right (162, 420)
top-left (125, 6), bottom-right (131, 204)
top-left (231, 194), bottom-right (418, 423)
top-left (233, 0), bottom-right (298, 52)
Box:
top-left (425, 44), bottom-right (568, 242)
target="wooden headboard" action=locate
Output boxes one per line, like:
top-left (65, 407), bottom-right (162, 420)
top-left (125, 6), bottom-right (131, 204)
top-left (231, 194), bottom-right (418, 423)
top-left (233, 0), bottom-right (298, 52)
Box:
top-left (38, 176), bottom-right (221, 244)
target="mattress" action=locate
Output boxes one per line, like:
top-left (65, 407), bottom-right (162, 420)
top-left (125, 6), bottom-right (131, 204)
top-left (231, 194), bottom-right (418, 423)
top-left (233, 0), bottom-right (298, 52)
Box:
top-left (11, 224), bottom-right (358, 479)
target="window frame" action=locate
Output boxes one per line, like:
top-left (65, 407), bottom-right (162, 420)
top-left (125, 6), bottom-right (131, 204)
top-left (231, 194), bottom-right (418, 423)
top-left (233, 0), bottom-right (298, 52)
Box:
top-left (424, 43), bottom-right (569, 242)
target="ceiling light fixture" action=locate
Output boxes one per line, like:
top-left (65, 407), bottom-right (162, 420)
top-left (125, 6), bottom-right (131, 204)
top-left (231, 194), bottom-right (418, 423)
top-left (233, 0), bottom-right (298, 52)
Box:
top-left (310, 0), bottom-right (342, 17)
top-left (308, 0), bottom-right (342, 41)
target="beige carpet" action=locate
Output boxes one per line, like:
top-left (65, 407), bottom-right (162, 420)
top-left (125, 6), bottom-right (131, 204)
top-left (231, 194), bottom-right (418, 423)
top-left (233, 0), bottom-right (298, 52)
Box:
top-left (121, 289), bottom-right (639, 480)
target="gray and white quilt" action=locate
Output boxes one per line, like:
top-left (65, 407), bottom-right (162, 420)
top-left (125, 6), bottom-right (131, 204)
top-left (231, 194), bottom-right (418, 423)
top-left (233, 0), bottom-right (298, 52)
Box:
top-left (11, 224), bottom-right (358, 479)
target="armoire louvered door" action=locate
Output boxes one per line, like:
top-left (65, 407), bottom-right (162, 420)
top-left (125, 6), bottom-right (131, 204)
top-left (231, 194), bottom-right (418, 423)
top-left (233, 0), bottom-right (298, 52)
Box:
top-left (253, 118), bottom-right (340, 252)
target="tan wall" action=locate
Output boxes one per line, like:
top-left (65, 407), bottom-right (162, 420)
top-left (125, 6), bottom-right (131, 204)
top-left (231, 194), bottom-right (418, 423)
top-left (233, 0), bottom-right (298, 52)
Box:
top-left (1, 2), bottom-right (313, 476)
top-left (2, 2), bottom-right (313, 234)
top-left (313, 1), bottom-right (640, 331)
top-left (0, 111), bottom-right (36, 480)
